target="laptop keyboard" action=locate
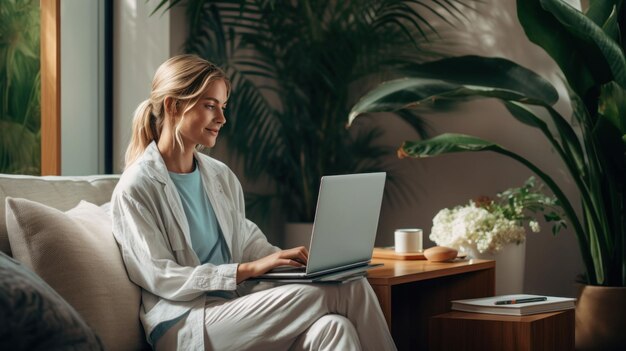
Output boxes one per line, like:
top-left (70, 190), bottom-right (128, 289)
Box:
top-left (269, 266), bottom-right (307, 273)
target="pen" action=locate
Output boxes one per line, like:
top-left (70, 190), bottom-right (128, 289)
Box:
top-left (495, 297), bottom-right (547, 305)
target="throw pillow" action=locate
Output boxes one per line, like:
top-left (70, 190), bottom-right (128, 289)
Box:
top-left (5, 198), bottom-right (148, 351)
top-left (0, 251), bottom-right (104, 350)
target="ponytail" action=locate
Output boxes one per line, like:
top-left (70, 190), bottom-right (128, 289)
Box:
top-left (124, 100), bottom-right (160, 168)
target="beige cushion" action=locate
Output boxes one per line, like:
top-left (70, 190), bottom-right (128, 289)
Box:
top-left (5, 198), bottom-right (147, 351)
top-left (0, 174), bottom-right (119, 255)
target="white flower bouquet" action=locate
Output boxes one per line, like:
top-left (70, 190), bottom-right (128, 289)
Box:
top-left (429, 177), bottom-right (565, 254)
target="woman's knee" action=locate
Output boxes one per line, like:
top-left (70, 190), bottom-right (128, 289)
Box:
top-left (316, 315), bottom-right (356, 333)
top-left (306, 315), bottom-right (361, 350)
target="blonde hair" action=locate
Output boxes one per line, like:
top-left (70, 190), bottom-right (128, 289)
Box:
top-left (124, 54), bottom-right (230, 168)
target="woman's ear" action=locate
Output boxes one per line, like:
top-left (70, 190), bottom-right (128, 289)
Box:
top-left (164, 97), bottom-right (178, 116)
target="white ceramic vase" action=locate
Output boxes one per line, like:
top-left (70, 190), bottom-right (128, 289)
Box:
top-left (459, 241), bottom-right (526, 295)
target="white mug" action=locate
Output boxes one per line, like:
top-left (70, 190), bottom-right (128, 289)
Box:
top-left (395, 228), bottom-right (423, 253)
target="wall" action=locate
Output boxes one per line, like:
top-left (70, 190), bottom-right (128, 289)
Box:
top-left (112, 0), bottom-right (585, 297)
top-left (60, 0), bottom-right (105, 175)
top-left (112, 0), bottom-right (171, 171)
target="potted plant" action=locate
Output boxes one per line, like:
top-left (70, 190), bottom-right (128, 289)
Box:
top-left (349, 0), bottom-right (625, 348)
top-left (0, 0), bottom-right (40, 175)
top-left (152, 0), bottom-right (468, 234)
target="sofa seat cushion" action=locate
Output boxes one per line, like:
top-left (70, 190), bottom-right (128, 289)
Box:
top-left (5, 198), bottom-right (147, 351)
top-left (0, 251), bottom-right (104, 350)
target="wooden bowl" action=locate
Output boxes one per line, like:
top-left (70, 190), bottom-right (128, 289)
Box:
top-left (424, 246), bottom-right (458, 262)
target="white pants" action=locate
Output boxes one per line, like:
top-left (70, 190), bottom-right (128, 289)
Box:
top-left (156, 278), bottom-right (396, 351)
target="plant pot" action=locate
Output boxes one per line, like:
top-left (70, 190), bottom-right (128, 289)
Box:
top-left (283, 222), bottom-right (313, 249)
top-left (575, 285), bottom-right (626, 350)
top-left (460, 241), bottom-right (526, 295)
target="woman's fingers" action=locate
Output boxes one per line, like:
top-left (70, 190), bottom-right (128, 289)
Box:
top-left (285, 258), bottom-right (305, 267)
top-left (240, 248), bottom-right (308, 281)
top-left (299, 247), bottom-right (309, 264)
top-left (296, 251), bottom-right (308, 265)
top-left (284, 246), bottom-right (308, 265)
top-left (273, 248), bottom-right (307, 267)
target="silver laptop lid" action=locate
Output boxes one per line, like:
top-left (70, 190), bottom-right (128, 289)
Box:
top-left (306, 172), bottom-right (386, 274)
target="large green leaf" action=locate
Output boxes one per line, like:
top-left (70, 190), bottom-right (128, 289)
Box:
top-left (586, 0), bottom-right (619, 28)
top-left (599, 81), bottom-right (626, 134)
top-left (399, 56), bottom-right (559, 104)
top-left (518, 0), bottom-right (626, 97)
top-left (349, 79), bottom-right (536, 124)
top-left (349, 77), bottom-right (558, 127)
top-left (594, 3), bottom-right (620, 41)
top-left (399, 133), bottom-right (500, 157)
top-left (348, 56), bottom-right (559, 125)
top-left (541, 0), bottom-right (626, 91)
top-left (517, 1), bottom-right (592, 97)
top-left (594, 114), bottom-right (626, 181)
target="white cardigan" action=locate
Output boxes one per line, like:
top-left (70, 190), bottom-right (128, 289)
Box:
top-left (111, 142), bottom-right (279, 349)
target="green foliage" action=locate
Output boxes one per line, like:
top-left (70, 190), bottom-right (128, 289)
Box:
top-left (0, 0), bottom-right (40, 175)
top-left (350, 0), bottom-right (626, 286)
top-left (154, 0), bottom-right (467, 222)
top-left (492, 177), bottom-right (566, 235)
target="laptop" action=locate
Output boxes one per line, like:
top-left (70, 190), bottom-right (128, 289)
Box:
top-left (254, 172), bottom-right (386, 282)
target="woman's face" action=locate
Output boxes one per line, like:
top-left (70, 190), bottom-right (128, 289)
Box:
top-left (177, 79), bottom-right (228, 149)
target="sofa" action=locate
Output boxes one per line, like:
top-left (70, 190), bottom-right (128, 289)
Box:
top-left (0, 174), bottom-right (150, 350)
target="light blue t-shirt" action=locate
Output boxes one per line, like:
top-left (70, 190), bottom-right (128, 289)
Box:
top-left (151, 162), bottom-right (232, 344)
top-left (168, 164), bottom-right (231, 265)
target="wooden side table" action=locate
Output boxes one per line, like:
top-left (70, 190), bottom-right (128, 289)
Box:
top-left (429, 310), bottom-right (575, 351)
top-left (368, 258), bottom-right (495, 350)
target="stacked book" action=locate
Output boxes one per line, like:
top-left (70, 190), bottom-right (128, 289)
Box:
top-left (451, 294), bottom-right (576, 316)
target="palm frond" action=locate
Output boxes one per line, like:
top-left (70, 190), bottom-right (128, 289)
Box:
top-left (155, 0), bottom-right (470, 221)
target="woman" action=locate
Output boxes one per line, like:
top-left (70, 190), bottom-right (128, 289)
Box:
top-left (111, 54), bottom-right (396, 351)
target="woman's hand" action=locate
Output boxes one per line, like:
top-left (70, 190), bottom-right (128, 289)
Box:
top-left (236, 246), bottom-right (309, 283)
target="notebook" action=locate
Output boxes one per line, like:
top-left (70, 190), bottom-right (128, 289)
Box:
top-left (254, 172), bottom-right (386, 282)
top-left (450, 294), bottom-right (576, 316)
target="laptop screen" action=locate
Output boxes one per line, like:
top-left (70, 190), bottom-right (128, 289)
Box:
top-left (306, 172), bottom-right (386, 274)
